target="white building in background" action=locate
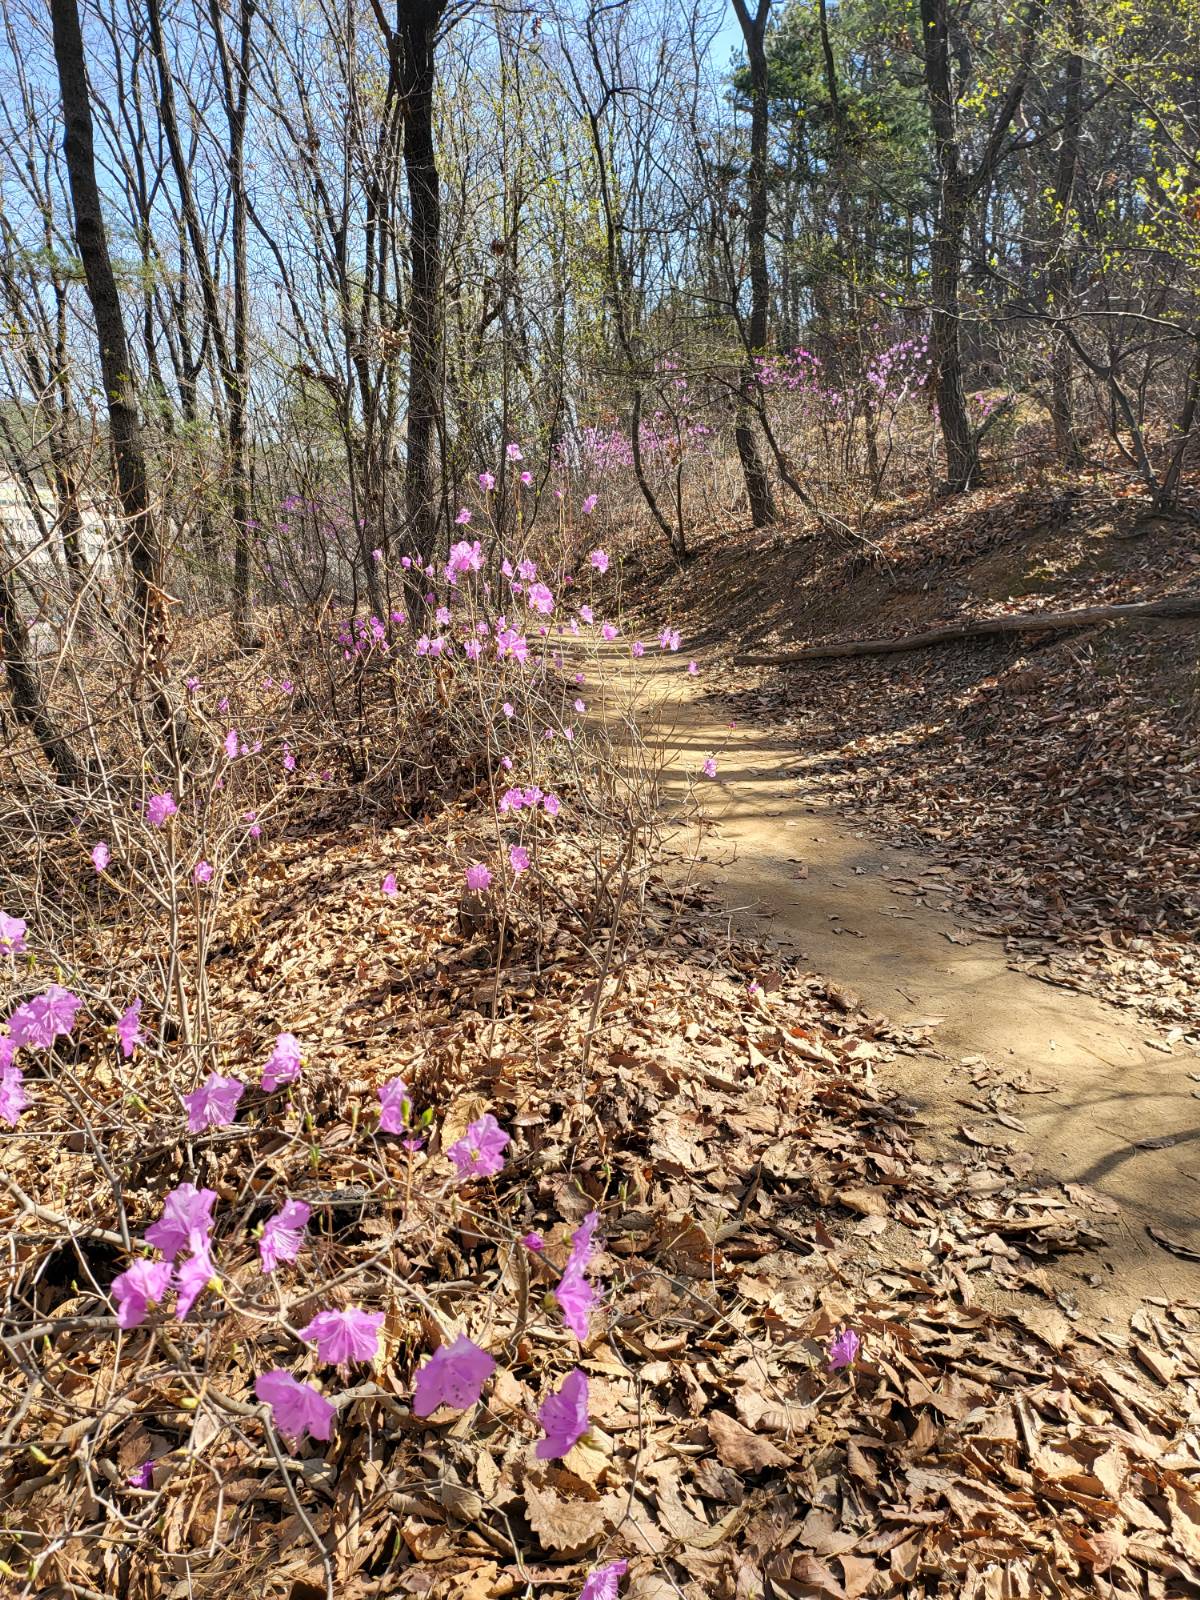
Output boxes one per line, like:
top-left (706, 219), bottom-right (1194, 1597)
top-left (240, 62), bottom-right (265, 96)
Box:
top-left (0, 474), bottom-right (116, 578)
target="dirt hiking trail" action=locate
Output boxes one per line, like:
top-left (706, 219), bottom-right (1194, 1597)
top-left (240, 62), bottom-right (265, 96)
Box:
top-left (635, 653), bottom-right (1200, 1324)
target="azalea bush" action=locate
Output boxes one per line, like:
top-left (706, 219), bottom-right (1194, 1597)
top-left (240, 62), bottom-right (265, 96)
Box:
top-left (0, 442), bottom-right (744, 1596)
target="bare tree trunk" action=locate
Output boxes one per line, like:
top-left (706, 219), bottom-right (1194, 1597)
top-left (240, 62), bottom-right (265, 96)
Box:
top-left (731, 0), bottom-right (776, 527)
top-left (49, 0), bottom-right (170, 730)
top-left (206, 0), bottom-right (256, 640)
top-left (920, 0), bottom-right (1044, 493)
top-left (399, 0), bottom-right (446, 567)
top-left (1048, 0), bottom-right (1084, 468)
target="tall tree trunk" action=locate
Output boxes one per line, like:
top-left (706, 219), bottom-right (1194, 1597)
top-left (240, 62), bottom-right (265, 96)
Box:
top-left (920, 0), bottom-right (1043, 493)
top-left (49, 0), bottom-right (170, 723)
top-left (929, 187), bottom-right (977, 490)
top-left (731, 0), bottom-right (777, 527)
top-left (206, 0), bottom-right (256, 639)
top-left (1048, 0), bottom-right (1084, 468)
top-left (399, 0), bottom-right (446, 567)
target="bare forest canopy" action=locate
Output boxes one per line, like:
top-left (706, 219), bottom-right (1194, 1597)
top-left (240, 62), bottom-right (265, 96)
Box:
top-left (1, 0), bottom-right (1198, 632)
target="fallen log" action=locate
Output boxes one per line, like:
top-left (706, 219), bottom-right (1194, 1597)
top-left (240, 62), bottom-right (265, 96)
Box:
top-left (734, 595), bottom-right (1200, 666)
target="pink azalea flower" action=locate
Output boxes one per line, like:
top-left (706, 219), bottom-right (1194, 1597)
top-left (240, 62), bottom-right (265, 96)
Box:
top-left (8, 985), bottom-right (82, 1050)
top-left (579, 1560), bottom-right (628, 1600)
top-left (527, 581), bottom-right (554, 615)
top-left (479, 471), bottom-right (495, 491)
top-left (687, 660), bottom-right (698, 675)
top-left (522, 1231), bottom-right (545, 1252)
top-left (537, 1367), bottom-right (590, 1459)
top-left (569, 1210), bottom-right (601, 1271)
top-left (543, 794), bottom-right (560, 818)
top-left (506, 442), bottom-right (523, 462)
top-left (371, 547), bottom-right (383, 562)
top-left (501, 702), bottom-right (514, 718)
top-left (828, 1328), bottom-right (861, 1371)
top-left (127, 1460), bottom-right (154, 1490)
top-left (377, 1076), bottom-right (411, 1134)
top-left (255, 1369), bottom-right (336, 1444)
top-left (144, 1183), bottom-right (217, 1261)
top-left (574, 698), bottom-right (586, 712)
top-left (300, 1306), bottom-right (384, 1367)
top-left (91, 841), bottom-right (110, 873)
top-left (447, 1112), bottom-right (510, 1180)
top-left (283, 744), bottom-right (296, 772)
top-left (556, 1210), bottom-right (601, 1339)
top-left (116, 998), bottom-right (142, 1060)
top-left (600, 623), bottom-right (618, 642)
top-left (183, 1073), bottom-right (244, 1132)
top-left (583, 498), bottom-right (600, 517)
top-left (262, 1032), bottom-right (302, 1092)
top-left (111, 1258), bottom-right (173, 1329)
top-left (173, 1233), bottom-right (216, 1320)
top-left (520, 470), bottom-right (533, 486)
top-left (509, 844), bottom-right (530, 875)
top-left (0, 912), bottom-right (27, 956)
top-left (412, 1334), bottom-right (496, 1417)
top-left (0, 1066), bottom-right (28, 1126)
top-left (579, 605), bottom-right (594, 624)
top-left (455, 506), bottom-right (472, 525)
top-left (701, 757), bottom-right (717, 779)
top-left (465, 863), bottom-right (491, 892)
top-left (631, 641), bottom-right (644, 658)
top-left (223, 729), bottom-right (239, 759)
top-left (193, 860), bottom-right (213, 885)
top-left (382, 873), bottom-right (398, 898)
top-left (260, 1199), bottom-right (311, 1273)
top-left (145, 792), bottom-right (177, 827)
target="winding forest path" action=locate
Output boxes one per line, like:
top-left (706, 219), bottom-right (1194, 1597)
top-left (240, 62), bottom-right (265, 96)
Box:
top-left (633, 652), bottom-right (1200, 1320)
